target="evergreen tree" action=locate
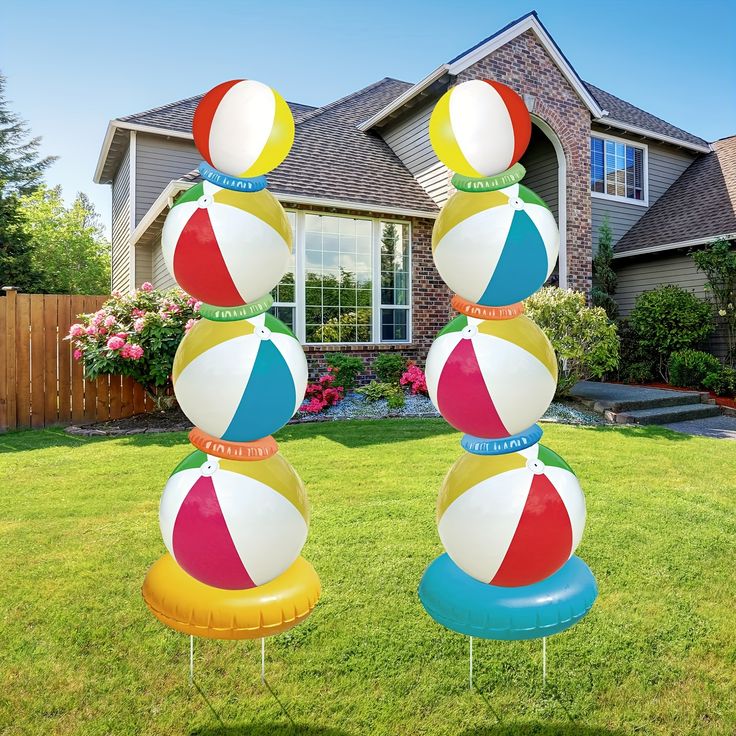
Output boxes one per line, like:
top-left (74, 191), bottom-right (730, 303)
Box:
top-left (592, 215), bottom-right (619, 320)
top-left (0, 72), bottom-right (56, 195)
top-left (0, 186), bottom-right (44, 291)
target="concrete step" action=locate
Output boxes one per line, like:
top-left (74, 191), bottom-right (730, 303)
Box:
top-left (612, 403), bottom-right (722, 426)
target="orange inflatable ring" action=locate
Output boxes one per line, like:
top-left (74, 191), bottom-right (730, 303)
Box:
top-left (188, 427), bottom-right (278, 460)
top-left (142, 554), bottom-right (321, 640)
top-left (451, 294), bottom-right (524, 320)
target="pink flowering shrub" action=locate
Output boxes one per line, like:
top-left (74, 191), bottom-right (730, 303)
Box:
top-left (300, 371), bottom-right (345, 414)
top-left (400, 362), bottom-right (428, 395)
top-left (67, 284), bottom-right (201, 410)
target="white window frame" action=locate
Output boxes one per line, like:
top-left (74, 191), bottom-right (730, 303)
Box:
top-left (590, 132), bottom-right (649, 207)
top-left (285, 210), bottom-right (412, 346)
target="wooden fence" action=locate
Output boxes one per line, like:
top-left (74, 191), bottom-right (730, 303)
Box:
top-left (0, 291), bottom-right (152, 431)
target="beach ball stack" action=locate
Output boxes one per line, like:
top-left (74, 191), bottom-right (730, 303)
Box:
top-left (142, 80), bottom-right (320, 642)
top-left (419, 79), bottom-right (597, 642)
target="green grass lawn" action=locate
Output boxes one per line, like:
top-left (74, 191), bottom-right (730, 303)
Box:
top-left (0, 419), bottom-right (734, 736)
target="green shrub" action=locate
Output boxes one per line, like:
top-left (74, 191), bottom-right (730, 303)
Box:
top-left (324, 353), bottom-right (364, 389)
top-left (592, 215), bottom-right (619, 320)
top-left (703, 366), bottom-right (736, 397)
top-left (629, 285), bottom-right (714, 379)
top-left (372, 353), bottom-right (407, 384)
top-left (357, 380), bottom-right (405, 409)
top-left (667, 349), bottom-right (721, 389)
top-left (524, 287), bottom-right (620, 397)
top-left (622, 361), bottom-right (654, 385)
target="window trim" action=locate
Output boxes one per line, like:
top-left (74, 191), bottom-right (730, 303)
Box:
top-left (590, 132), bottom-right (649, 207)
top-left (284, 209), bottom-right (412, 347)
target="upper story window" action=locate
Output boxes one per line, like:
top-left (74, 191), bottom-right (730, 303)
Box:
top-left (270, 211), bottom-right (411, 345)
top-left (590, 135), bottom-right (647, 204)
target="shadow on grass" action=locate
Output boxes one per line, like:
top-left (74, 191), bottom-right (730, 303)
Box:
top-left (566, 423), bottom-right (693, 442)
top-left (460, 727), bottom-right (627, 736)
top-left (191, 726), bottom-right (352, 736)
top-left (276, 417), bottom-right (457, 448)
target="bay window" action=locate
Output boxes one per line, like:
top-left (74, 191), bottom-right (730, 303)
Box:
top-left (271, 211), bottom-right (411, 344)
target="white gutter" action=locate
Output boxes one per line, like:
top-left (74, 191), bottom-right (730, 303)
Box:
top-left (131, 180), bottom-right (192, 245)
top-left (613, 233), bottom-right (736, 259)
top-left (132, 180), bottom-right (439, 247)
top-left (593, 117), bottom-right (711, 154)
top-left (93, 120), bottom-right (193, 184)
top-left (357, 65), bottom-right (449, 132)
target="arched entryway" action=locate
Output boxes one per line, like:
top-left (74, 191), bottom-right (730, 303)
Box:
top-left (520, 115), bottom-right (567, 288)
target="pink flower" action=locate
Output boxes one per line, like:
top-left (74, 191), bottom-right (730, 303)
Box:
top-left (92, 310), bottom-right (106, 326)
top-left (104, 315), bottom-right (116, 327)
top-left (85, 325), bottom-right (98, 336)
top-left (68, 323), bottom-right (84, 338)
top-left (193, 301), bottom-right (202, 312)
top-left (159, 310), bottom-right (170, 320)
top-left (133, 317), bottom-right (145, 332)
top-left (106, 336), bottom-right (125, 351)
top-left (73, 349), bottom-right (82, 361)
top-left (111, 290), bottom-right (122, 298)
top-left (140, 282), bottom-right (154, 292)
top-left (186, 296), bottom-right (198, 307)
top-left (121, 343), bottom-right (144, 359)
top-left (184, 318), bottom-right (198, 333)
top-left (131, 308), bottom-right (146, 318)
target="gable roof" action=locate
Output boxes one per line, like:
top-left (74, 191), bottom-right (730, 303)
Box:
top-left (120, 95), bottom-right (316, 132)
top-left (175, 78), bottom-right (439, 216)
top-left (358, 11), bottom-right (708, 153)
top-left (586, 83), bottom-right (708, 150)
top-left (614, 135), bottom-right (736, 257)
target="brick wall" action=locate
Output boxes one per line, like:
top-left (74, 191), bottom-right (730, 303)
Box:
top-left (455, 29), bottom-right (593, 295)
top-left (281, 202), bottom-right (450, 380)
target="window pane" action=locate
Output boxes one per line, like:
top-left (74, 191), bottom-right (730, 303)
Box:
top-left (380, 222), bottom-right (410, 306)
top-left (381, 308), bottom-right (409, 342)
top-left (269, 305), bottom-right (295, 331)
top-left (271, 211), bottom-right (296, 308)
top-left (303, 214), bottom-right (373, 343)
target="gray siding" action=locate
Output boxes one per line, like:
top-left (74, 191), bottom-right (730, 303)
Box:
top-left (615, 251), bottom-right (728, 358)
top-left (111, 141), bottom-right (131, 293)
top-left (135, 244), bottom-right (152, 288)
top-left (135, 133), bottom-right (200, 224)
top-left (591, 128), bottom-right (696, 251)
top-left (520, 129), bottom-right (558, 221)
top-left (152, 241), bottom-right (176, 291)
top-left (381, 103), bottom-right (450, 206)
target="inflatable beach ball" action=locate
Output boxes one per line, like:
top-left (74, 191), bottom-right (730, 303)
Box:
top-left (193, 79), bottom-right (295, 178)
top-left (429, 79), bottom-right (531, 178)
top-left (437, 445), bottom-right (586, 587)
top-left (161, 181), bottom-right (291, 308)
top-left (433, 184), bottom-right (559, 308)
top-left (173, 313), bottom-right (307, 443)
top-left (425, 314), bottom-right (557, 439)
top-left (160, 450), bottom-right (308, 589)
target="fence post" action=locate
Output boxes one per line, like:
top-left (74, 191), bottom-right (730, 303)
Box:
top-left (2, 287), bottom-right (18, 430)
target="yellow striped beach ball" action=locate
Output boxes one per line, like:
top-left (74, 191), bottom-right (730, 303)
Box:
top-left (193, 79), bottom-right (295, 178)
top-left (172, 313), bottom-right (307, 443)
top-left (425, 314), bottom-right (557, 439)
top-left (159, 449), bottom-right (308, 589)
top-left (432, 184), bottom-right (559, 307)
top-left (429, 79), bottom-right (531, 178)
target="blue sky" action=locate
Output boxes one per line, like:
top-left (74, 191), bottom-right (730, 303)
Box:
top-left (2, 0), bottom-right (734, 233)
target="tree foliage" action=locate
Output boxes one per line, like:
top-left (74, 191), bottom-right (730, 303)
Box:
top-left (0, 72), bottom-right (56, 195)
top-left (0, 188), bottom-right (44, 291)
top-left (14, 185), bottom-right (110, 294)
top-left (691, 238), bottom-right (736, 365)
top-left (629, 284), bottom-right (714, 380)
top-left (591, 215), bottom-right (618, 320)
top-left (524, 287), bottom-right (620, 396)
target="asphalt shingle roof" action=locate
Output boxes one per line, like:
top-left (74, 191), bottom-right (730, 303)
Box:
top-left (615, 135), bottom-right (736, 254)
top-left (120, 96), bottom-right (316, 130)
top-left (585, 83), bottom-right (708, 149)
top-left (176, 78), bottom-right (440, 214)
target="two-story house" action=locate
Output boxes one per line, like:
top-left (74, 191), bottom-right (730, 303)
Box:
top-left (94, 11), bottom-right (734, 369)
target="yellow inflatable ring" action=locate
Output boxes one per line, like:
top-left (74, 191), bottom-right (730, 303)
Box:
top-left (142, 554), bottom-right (321, 640)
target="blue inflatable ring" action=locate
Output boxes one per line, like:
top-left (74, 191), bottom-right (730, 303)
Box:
top-left (418, 554), bottom-right (597, 640)
top-left (461, 424), bottom-right (543, 455)
top-left (198, 162), bottom-right (268, 192)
